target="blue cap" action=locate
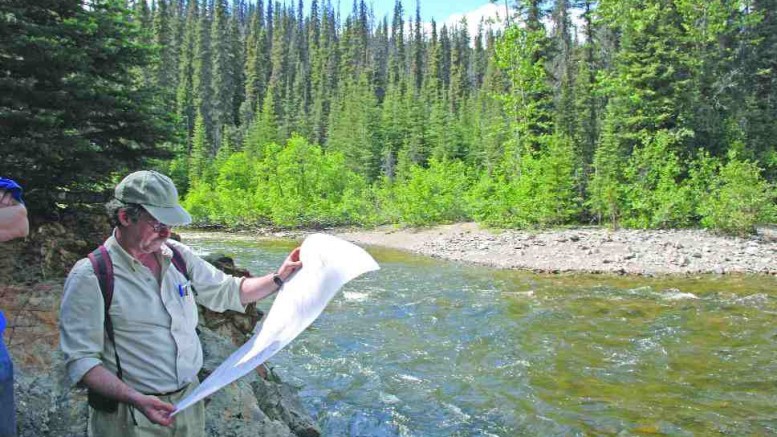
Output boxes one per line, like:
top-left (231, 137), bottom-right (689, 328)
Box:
top-left (0, 178), bottom-right (24, 205)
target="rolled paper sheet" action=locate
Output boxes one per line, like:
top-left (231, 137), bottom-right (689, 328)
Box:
top-left (174, 233), bottom-right (379, 415)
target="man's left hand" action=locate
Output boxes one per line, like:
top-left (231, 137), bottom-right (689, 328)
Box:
top-left (277, 247), bottom-right (302, 282)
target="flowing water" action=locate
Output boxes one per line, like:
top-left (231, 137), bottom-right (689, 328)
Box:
top-left (186, 234), bottom-right (777, 436)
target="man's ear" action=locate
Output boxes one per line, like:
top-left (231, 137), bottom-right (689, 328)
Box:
top-left (117, 208), bottom-right (132, 227)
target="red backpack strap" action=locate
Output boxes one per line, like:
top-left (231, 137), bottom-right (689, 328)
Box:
top-left (168, 244), bottom-right (196, 296)
top-left (86, 245), bottom-right (135, 421)
top-left (87, 245), bottom-right (123, 380)
top-left (168, 244), bottom-right (189, 280)
top-left (87, 245), bottom-right (114, 327)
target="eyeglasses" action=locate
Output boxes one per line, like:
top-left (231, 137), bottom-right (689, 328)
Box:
top-left (144, 217), bottom-right (171, 233)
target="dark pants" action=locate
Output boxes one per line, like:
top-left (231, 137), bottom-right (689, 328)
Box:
top-left (0, 334), bottom-right (16, 437)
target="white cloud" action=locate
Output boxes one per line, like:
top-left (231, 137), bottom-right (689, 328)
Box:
top-left (439, 2), bottom-right (511, 36)
top-left (404, 2), bottom-right (587, 44)
top-left (403, 2), bottom-right (511, 43)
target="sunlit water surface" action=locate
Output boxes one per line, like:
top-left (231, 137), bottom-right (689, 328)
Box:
top-left (186, 233), bottom-right (777, 436)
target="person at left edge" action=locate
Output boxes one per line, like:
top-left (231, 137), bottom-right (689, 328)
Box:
top-left (59, 170), bottom-right (302, 437)
top-left (0, 177), bottom-right (30, 437)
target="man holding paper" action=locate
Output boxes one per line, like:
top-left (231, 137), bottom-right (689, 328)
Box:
top-left (59, 170), bottom-right (302, 437)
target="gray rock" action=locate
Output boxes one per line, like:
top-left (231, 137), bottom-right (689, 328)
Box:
top-left (252, 377), bottom-right (320, 437)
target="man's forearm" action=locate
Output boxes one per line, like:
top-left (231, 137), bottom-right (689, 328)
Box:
top-left (239, 274), bottom-right (282, 305)
top-left (80, 365), bottom-right (143, 406)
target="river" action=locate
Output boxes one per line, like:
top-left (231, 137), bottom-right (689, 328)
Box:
top-left (186, 234), bottom-right (777, 436)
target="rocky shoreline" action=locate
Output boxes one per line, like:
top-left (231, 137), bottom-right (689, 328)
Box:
top-left (335, 223), bottom-right (777, 275)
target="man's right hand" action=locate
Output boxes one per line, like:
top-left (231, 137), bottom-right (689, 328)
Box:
top-left (131, 393), bottom-right (177, 426)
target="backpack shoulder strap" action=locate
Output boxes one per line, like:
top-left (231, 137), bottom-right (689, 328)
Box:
top-left (87, 245), bottom-right (123, 380)
top-left (87, 245), bottom-right (114, 336)
top-left (168, 243), bottom-right (197, 296)
top-left (168, 244), bottom-right (189, 281)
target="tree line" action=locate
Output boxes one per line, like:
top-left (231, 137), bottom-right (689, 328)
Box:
top-left (2, 0), bottom-right (775, 234)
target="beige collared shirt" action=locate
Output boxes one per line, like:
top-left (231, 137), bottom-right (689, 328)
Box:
top-left (59, 231), bottom-right (245, 394)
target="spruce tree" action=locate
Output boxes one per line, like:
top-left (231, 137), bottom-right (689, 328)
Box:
top-left (0, 0), bottom-right (174, 214)
top-left (153, 0), bottom-right (176, 99)
top-left (189, 110), bottom-right (209, 187)
top-left (742, 0), bottom-right (777, 167)
top-left (176, 0), bottom-right (199, 138)
top-left (241, 5), bottom-right (266, 125)
top-left (210, 0), bottom-right (236, 146)
top-left (193, 0), bottom-right (214, 145)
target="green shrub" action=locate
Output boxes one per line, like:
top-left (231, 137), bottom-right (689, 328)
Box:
top-left (469, 134), bottom-right (579, 228)
top-left (182, 181), bottom-right (216, 222)
top-left (259, 135), bottom-right (376, 227)
top-left (698, 151), bottom-right (777, 235)
top-left (621, 130), bottom-right (694, 228)
top-left (387, 158), bottom-right (473, 226)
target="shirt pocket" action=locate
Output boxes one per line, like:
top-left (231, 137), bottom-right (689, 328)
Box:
top-left (171, 271), bottom-right (199, 330)
top-left (183, 286), bottom-right (199, 329)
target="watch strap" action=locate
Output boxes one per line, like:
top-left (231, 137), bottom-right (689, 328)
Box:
top-left (272, 273), bottom-right (284, 287)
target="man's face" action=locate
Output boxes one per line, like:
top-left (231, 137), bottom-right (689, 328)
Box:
top-left (121, 208), bottom-right (173, 253)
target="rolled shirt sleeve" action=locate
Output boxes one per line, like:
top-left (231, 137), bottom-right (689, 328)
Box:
top-left (166, 240), bottom-right (246, 314)
top-left (59, 259), bottom-right (105, 387)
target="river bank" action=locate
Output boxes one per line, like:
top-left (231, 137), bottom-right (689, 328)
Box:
top-left (184, 223), bottom-right (777, 275)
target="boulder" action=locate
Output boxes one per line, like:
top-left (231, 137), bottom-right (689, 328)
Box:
top-left (199, 253), bottom-right (265, 346)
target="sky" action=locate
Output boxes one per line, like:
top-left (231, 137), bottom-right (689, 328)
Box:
top-left (283, 1), bottom-right (515, 38)
top-left (359, 1), bottom-right (513, 39)
top-left (366, 0), bottom-right (505, 23)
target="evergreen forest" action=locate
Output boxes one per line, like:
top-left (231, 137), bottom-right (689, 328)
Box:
top-left (2, 0), bottom-right (776, 234)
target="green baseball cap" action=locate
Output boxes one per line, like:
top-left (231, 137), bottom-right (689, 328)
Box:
top-left (115, 170), bottom-right (192, 226)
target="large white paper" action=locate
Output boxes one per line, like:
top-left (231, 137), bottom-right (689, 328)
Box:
top-left (173, 233), bottom-right (379, 414)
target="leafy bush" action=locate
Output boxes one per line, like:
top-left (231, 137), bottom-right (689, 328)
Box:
top-left (469, 134), bottom-right (579, 228)
top-left (213, 152), bottom-right (260, 224)
top-left (698, 151), bottom-right (776, 235)
top-left (256, 135), bottom-right (375, 227)
top-left (380, 158), bottom-right (473, 226)
top-left (620, 130), bottom-right (694, 228)
top-left (182, 181), bottom-right (216, 222)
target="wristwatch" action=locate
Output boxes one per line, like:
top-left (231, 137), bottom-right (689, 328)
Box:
top-left (272, 273), bottom-right (284, 287)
